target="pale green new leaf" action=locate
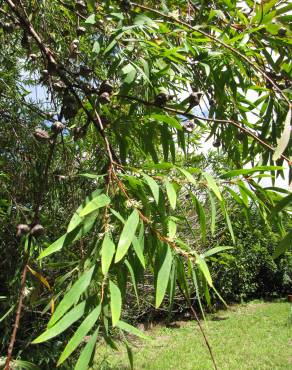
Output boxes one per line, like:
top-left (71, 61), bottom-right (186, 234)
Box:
top-left (110, 280), bottom-right (122, 326)
top-left (115, 209), bottom-right (140, 263)
top-left (203, 246), bottom-right (233, 258)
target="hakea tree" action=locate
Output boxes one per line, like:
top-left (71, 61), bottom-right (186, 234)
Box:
top-left (1, 0), bottom-right (291, 369)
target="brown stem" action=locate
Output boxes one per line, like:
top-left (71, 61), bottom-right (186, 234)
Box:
top-left (4, 241), bottom-right (30, 370)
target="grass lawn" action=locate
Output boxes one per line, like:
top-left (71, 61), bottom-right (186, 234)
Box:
top-left (93, 301), bottom-right (292, 370)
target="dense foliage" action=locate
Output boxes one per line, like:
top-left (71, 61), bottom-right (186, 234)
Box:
top-left (0, 0), bottom-right (291, 369)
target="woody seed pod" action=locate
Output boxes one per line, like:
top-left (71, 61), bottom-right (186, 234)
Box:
top-left (16, 224), bottom-right (30, 237)
top-left (30, 224), bottom-right (44, 237)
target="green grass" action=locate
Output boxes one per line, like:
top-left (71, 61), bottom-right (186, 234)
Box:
top-left (93, 301), bottom-right (292, 370)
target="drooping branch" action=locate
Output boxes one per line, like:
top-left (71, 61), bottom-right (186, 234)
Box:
top-left (118, 95), bottom-right (291, 166)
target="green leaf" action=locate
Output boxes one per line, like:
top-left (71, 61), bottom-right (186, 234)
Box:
top-left (165, 179), bottom-right (177, 209)
top-left (57, 305), bottom-right (101, 365)
top-left (271, 193), bottom-right (292, 217)
top-left (273, 230), bottom-right (292, 259)
top-left (191, 194), bottom-right (206, 242)
top-left (196, 256), bottom-right (213, 287)
top-left (32, 301), bottom-right (86, 343)
top-left (203, 173), bottom-right (222, 201)
top-left (208, 191), bottom-right (216, 236)
top-left (101, 235), bottom-right (116, 275)
top-left (115, 209), bottom-right (140, 263)
top-left (85, 14), bottom-right (96, 24)
top-left (92, 41), bottom-right (100, 54)
top-left (48, 266), bottom-right (95, 327)
top-left (79, 194), bottom-right (110, 217)
top-left (116, 321), bottom-right (149, 340)
top-left (150, 114), bottom-right (182, 130)
top-left (74, 328), bottom-right (99, 370)
top-left (143, 174), bottom-right (160, 204)
top-left (220, 166), bottom-right (284, 178)
top-left (155, 245), bottom-right (173, 308)
top-left (126, 343), bottom-right (134, 370)
top-left (203, 246), bottom-right (233, 258)
top-left (10, 360), bottom-right (41, 370)
top-left (110, 280), bottom-right (122, 326)
top-left (125, 260), bottom-right (139, 304)
top-left (273, 109), bottom-right (290, 161)
top-left (177, 167), bottom-right (198, 186)
top-left (132, 236), bottom-right (145, 268)
top-left (221, 201), bottom-right (235, 244)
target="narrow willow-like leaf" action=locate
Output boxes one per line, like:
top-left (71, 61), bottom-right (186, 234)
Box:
top-left (143, 173), bottom-right (160, 204)
top-left (132, 236), bottom-right (145, 268)
top-left (196, 256), bottom-right (213, 287)
top-left (101, 235), bottom-right (115, 275)
top-left (221, 201), bottom-right (235, 244)
top-left (67, 189), bottom-right (102, 232)
top-left (191, 264), bottom-right (206, 321)
top-left (116, 321), bottom-right (149, 340)
top-left (32, 301), bottom-right (86, 343)
top-left (273, 229), bottom-right (292, 259)
top-left (115, 209), bottom-right (139, 263)
top-left (220, 166), bottom-right (283, 179)
top-left (125, 260), bottom-right (139, 305)
top-left (48, 266), bottom-right (95, 328)
top-left (74, 328), bottom-right (99, 370)
top-left (155, 245), bottom-right (173, 308)
top-left (177, 167), bottom-right (197, 186)
top-left (203, 246), bottom-right (233, 258)
top-left (203, 173), bottom-right (222, 201)
top-left (208, 191), bottom-right (216, 236)
top-left (109, 280), bottom-right (122, 326)
top-left (271, 193), bottom-right (292, 217)
top-left (11, 360), bottom-right (41, 370)
top-left (191, 194), bottom-right (206, 242)
top-left (79, 194), bottom-right (110, 217)
top-left (273, 108), bottom-right (291, 161)
top-left (57, 305), bottom-right (101, 365)
top-left (126, 342), bottom-right (134, 370)
top-left (165, 179), bottom-right (177, 209)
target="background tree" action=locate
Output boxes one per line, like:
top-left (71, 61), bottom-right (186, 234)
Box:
top-left (0, 0), bottom-right (291, 369)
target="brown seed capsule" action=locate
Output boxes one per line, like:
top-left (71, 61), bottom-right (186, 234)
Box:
top-left (30, 224), bottom-right (44, 237)
top-left (278, 27), bottom-right (287, 37)
top-left (120, 0), bottom-right (131, 11)
top-left (53, 81), bottom-right (66, 91)
top-left (75, 0), bottom-right (87, 13)
top-left (73, 126), bottom-right (86, 141)
top-left (99, 80), bottom-right (113, 94)
top-left (51, 121), bottom-right (65, 133)
top-left (79, 65), bottom-right (92, 78)
top-left (16, 224), bottom-right (30, 237)
top-left (236, 132), bottom-right (245, 141)
top-left (29, 53), bottom-right (37, 61)
top-left (182, 120), bottom-right (195, 133)
top-left (154, 92), bottom-right (168, 107)
top-left (33, 128), bottom-right (50, 142)
top-left (209, 99), bottom-right (215, 106)
top-left (99, 92), bottom-right (111, 104)
top-left (213, 140), bottom-right (221, 148)
top-left (2, 22), bottom-right (14, 33)
top-left (76, 26), bottom-right (86, 36)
